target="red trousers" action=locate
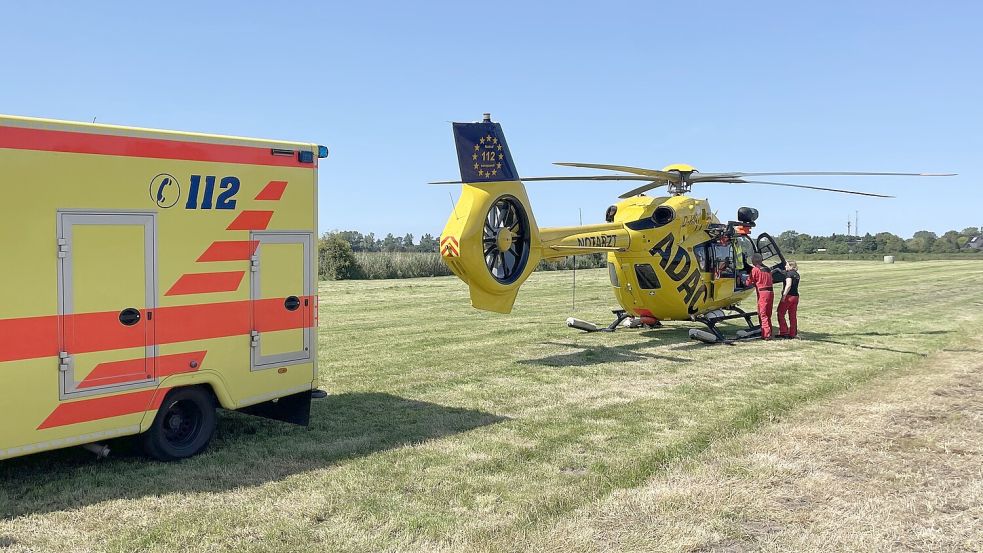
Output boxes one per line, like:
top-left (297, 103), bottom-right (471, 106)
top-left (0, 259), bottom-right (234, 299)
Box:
top-left (778, 295), bottom-right (799, 337)
top-left (757, 291), bottom-right (774, 339)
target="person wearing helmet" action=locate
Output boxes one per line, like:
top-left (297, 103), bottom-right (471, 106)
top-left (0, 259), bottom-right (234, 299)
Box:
top-left (744, 252), bottom-right (775, 340)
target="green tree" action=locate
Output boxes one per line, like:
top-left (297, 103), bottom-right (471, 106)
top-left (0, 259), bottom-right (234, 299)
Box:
top-left (318, 233), bottom-right (360, 280)
top-left (874, 232), bottom-right (905, 253)
top-left (418, 233), bottom-right (438, 252)
top-left (932, 230), bottom-right (961, 253)
top-left (381, 233), bottom-right (399, 252)
top-left (796, 233), bottom-right (817, 254)
top-left (859, 233), bottom-right (877, 252)
top-left (360, 232), bottom-right (378, 252)
top-left (337, 230), bottom-right (363, 251)
top-left (777, 230), bottom-right (799, 253)
top-left (912, 230), bottom-right (937, 252)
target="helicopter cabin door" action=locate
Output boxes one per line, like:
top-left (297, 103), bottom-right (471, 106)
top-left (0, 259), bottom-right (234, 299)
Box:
top-left (755, 233), bottom-right (787, 281)
top-left (709, 240), bottom-right (737, 301)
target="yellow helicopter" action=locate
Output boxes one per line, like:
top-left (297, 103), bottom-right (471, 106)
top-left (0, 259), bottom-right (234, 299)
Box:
top-left (435, 114), bottom-right (954, 342)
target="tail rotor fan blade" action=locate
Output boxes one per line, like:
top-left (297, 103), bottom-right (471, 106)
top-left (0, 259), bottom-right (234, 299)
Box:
top-left (481, 196), bottom-right (531, 284)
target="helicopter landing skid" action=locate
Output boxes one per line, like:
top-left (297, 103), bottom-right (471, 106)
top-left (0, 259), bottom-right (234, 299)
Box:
top-left (566, 310), bottom-right (637, 333)
top-left (689, 306), bottom-right (760, 344)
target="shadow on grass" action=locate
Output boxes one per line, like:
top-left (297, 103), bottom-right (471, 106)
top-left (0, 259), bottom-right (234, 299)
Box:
top-left (796, 330), bottom-right (953, 357)
top-left (0, 392), bottom-right (504, 519)
top-left (521, 334), bottom-right (694, 367)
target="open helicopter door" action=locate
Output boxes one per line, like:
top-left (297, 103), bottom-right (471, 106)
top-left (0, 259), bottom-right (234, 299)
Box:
top-left (755, 233), bottom-right (787, 281)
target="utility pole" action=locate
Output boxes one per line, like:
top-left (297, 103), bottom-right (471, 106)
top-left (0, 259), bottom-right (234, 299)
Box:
top-left (856, 210), bottom-right (859, 237)
top-left (847, 218), bottom-right (851, 236)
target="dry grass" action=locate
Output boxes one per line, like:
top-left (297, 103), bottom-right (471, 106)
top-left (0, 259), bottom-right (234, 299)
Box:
top-left (521, 345), bottom-right (983, 552)
top-left (1, 261), bottom-right (982, 552)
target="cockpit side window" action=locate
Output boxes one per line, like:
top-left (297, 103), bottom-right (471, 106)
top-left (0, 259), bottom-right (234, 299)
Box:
top-left (693, 242), bottom-right (711, 272)
top-left (735, 236), bottom-right (753, 272)
top-left (712, 243), bottom-right (735, 278)
top-left (608, 262), bottom-right (620, 287)
top-left (634, 264), bottom-right (661, 289)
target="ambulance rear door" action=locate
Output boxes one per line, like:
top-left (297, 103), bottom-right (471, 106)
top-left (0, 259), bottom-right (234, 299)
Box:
top-left (250, 231), bottom-right (314, 370)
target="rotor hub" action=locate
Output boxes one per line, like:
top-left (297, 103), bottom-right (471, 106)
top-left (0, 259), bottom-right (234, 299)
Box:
top-left (495, 227), bottom-right (514, 252)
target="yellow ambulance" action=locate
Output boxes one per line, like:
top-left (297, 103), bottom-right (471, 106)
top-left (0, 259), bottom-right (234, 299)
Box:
top-left (0, 114), bottom-right (325, 461)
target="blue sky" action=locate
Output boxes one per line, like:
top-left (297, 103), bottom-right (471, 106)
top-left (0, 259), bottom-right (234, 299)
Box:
top-left (2, 1), bottom-right (979, 238)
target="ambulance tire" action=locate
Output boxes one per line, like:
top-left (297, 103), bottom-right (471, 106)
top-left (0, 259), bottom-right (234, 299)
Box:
top-left (142, 387), bottom-right (217, 461)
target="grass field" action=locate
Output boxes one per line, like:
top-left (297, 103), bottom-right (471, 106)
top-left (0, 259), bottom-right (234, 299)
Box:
top-left (2, 261), bottom-right (982, 552)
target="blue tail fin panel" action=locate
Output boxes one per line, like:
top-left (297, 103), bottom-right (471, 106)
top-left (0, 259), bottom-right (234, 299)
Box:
top-left (452, 121), bottom-right (518, 183)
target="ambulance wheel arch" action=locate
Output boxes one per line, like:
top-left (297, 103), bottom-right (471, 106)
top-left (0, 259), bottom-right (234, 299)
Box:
top-left (141, 386), bottom-right (217, 461)
top-left (138, 373), bottom-right (233, 433)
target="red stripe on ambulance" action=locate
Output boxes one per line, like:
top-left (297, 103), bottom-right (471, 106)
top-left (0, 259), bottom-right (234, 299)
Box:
top-left (77, 351), bottom-right (207, 389)
top-left (38, 388), bottom-right (172, 430)
top-left (226, 210), bottom-right (274, 231)
top-left (254, 180), bottom-right (288, 200)
top-left (0, 315), bottom-right (59, 362)
top-left (165, 271), bottom-right (245, 296)
top-left (0, 297), bottom-right (316, 363)
top-left (196, 240), bottom-right (260, 262)
top-left (0, 125), bottom-right (315, 168)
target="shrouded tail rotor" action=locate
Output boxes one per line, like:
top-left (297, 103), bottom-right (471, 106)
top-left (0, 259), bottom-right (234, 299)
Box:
top-left (483, 196), bottom-right (530, 284)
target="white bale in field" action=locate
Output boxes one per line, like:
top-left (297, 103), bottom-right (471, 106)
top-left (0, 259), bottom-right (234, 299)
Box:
top-left (884, 255), bottom-right (895, 264)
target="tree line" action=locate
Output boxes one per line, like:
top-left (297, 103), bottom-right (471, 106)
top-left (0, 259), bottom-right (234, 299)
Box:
top-left (331, 231), bottom-right (440, 253)
top-left (317, 226), bottom-right (982, 281)
top-left (775, 227), bottom-right (982, 255)
top-left (324, 227), bottom-right (983, 256)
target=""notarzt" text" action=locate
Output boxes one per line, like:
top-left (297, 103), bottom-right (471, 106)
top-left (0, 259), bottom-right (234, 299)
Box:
top-left (577, 234), bottom-right (617, 248)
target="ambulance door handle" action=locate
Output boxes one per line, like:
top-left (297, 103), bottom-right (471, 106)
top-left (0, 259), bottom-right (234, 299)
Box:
top-left (250, 331), bottom-right (260, 348)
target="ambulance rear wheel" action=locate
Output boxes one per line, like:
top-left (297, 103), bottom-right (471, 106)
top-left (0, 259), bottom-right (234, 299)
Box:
top-left (142, 387), bottom-right (216, 461)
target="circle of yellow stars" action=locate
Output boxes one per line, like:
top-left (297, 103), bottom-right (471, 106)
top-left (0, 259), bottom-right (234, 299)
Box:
top-left (472, 134), bottom-right (505, 178)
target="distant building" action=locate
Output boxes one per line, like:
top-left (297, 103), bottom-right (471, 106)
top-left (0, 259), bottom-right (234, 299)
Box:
top-left (968, 235), bottom-right (983, 251)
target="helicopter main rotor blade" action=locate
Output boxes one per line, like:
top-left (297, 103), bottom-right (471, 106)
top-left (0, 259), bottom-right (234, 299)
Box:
top-left (554, 162), bottom-right (682, 182)
top-left (693, 171), bottom-right (955, 181)
top-left (719, 180), bottom-right (895, 198)
top-left (520, 175), bottom-right (654, 182)
top-left (429, 175), bottom-right (655, 185)
top-left (618, 182), bottom-right (662, 199)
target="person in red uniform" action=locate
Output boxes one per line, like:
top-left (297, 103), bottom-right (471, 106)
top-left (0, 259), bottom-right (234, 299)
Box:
top-left (778, 260), bottom-right (800, 338)
top-left (744, 253), bottom-right (775, 340)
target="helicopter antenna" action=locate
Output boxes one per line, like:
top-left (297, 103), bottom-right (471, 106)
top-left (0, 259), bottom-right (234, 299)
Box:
top-left (448, 192), bottom-right (461, 221)
top-left (572, 208), bottom-right (582, 310)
